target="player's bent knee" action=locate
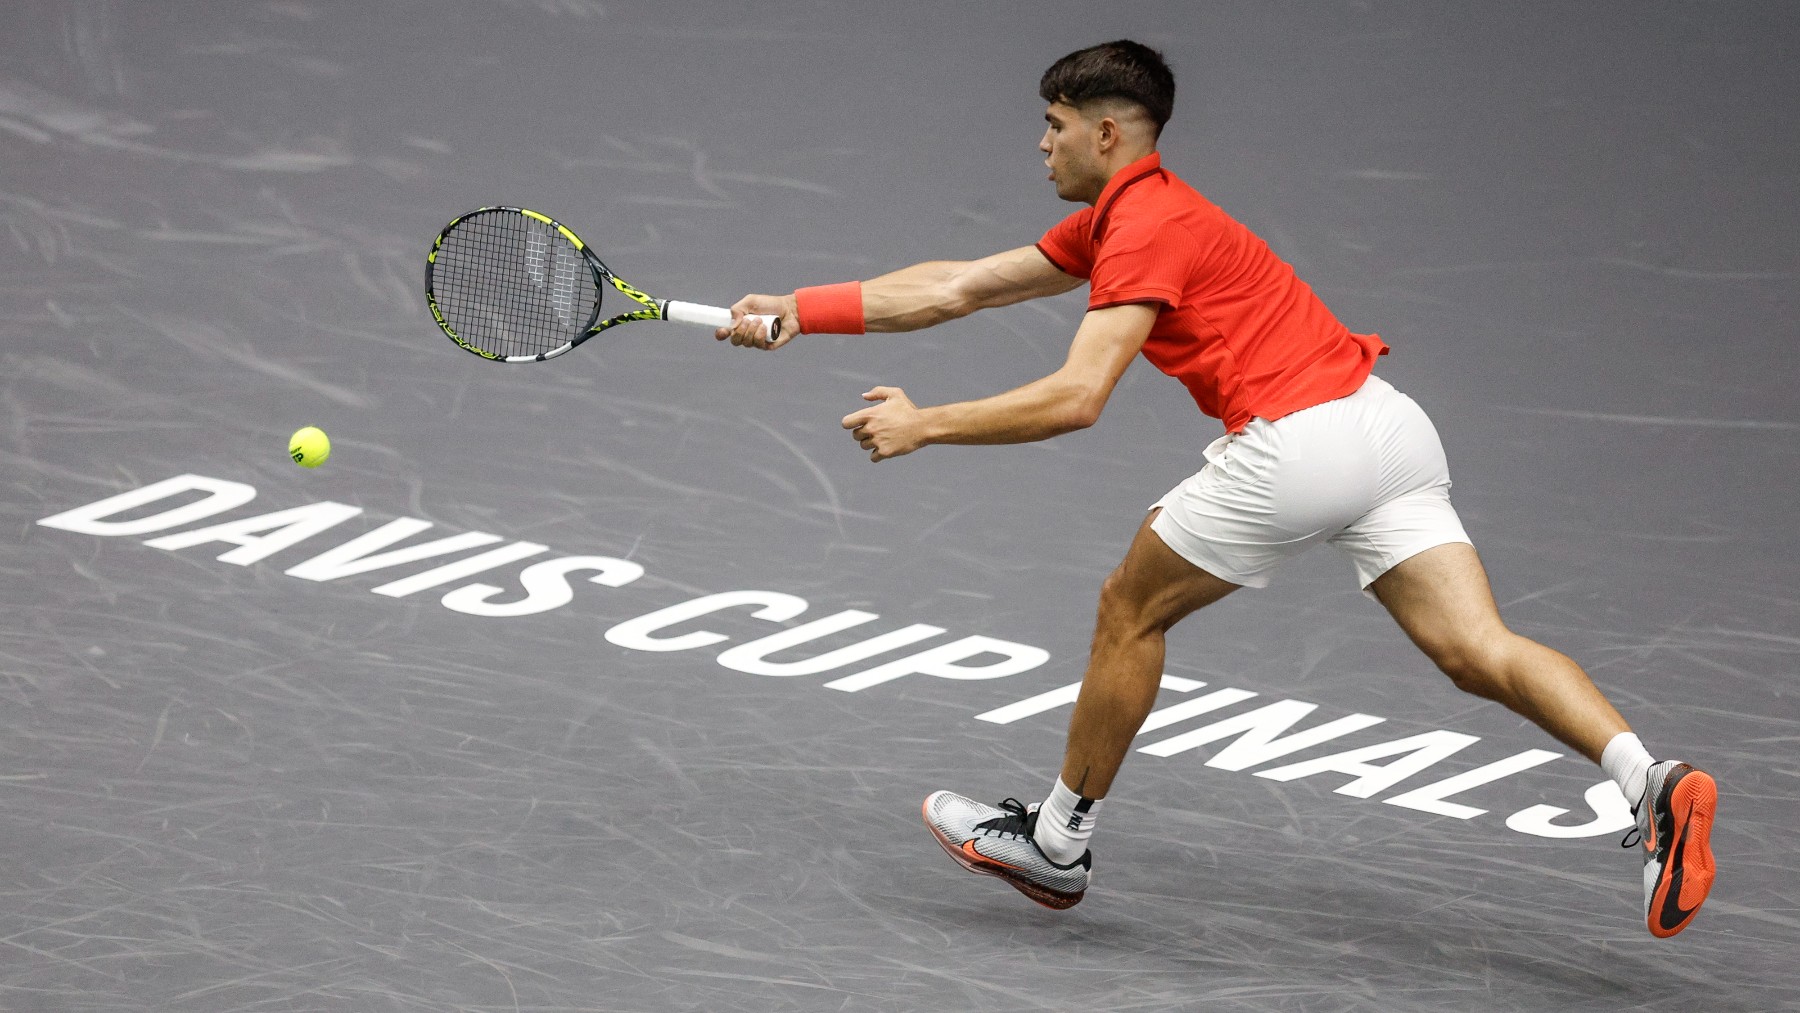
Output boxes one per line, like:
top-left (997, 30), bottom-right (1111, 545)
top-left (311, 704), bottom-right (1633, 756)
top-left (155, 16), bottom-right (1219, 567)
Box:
top-left (1421, 632), bottom-right (1515, 700)
top-left (1437, 653), bottom-right (1499, 698)
top-left (1094, 568), bottom-right (1140, 627)
top-left (1093, 567), bottom-right (1165, 638)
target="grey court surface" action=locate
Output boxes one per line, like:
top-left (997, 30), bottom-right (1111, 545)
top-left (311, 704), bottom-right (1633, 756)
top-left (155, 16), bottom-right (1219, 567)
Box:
top-left (4, 2), bottom-right (1797, 1010)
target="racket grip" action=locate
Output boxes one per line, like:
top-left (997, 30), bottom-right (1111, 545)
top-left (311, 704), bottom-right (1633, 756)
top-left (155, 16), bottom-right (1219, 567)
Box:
top-left (665, 300), bottom-right (782, 341)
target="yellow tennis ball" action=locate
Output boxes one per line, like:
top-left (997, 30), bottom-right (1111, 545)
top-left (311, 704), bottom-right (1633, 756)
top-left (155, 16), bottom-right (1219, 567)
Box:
top-left (289, 426), bottom-right (331, 468)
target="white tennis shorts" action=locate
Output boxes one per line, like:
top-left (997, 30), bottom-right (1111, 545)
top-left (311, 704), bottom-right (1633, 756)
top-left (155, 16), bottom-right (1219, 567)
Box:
top-left (1150, 374), bottom-right (1471, 590)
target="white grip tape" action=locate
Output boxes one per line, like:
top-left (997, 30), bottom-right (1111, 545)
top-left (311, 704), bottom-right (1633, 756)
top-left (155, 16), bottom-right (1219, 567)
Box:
top-left (665, 300), bottom-right (780, 339)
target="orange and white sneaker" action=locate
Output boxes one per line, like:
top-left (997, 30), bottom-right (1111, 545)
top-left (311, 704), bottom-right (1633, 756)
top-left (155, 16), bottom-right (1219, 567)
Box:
top-left (922, 792), bottom-right (1090, 910)
top-left (1626, 761), bottom-right (1718, 938)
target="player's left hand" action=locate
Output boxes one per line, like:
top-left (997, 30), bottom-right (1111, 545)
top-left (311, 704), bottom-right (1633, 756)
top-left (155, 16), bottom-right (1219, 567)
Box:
top-left (842, 386), bottom-right (927, 462)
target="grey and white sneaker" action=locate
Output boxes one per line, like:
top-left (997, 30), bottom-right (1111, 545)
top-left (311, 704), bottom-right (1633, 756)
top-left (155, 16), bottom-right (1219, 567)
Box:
top-left (1624, 760), bottom-right (1717, 938)
top-left (922, 791), bottom-right (1090, 909)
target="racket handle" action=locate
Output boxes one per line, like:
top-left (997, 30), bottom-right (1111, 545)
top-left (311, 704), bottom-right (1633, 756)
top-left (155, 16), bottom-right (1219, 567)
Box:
top-left (665, 300), bottom-right (782, 341)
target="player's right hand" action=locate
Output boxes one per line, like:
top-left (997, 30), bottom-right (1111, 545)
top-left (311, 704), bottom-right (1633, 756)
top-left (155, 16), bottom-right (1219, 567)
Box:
top-left (719, 294), bottom-right (799, 350)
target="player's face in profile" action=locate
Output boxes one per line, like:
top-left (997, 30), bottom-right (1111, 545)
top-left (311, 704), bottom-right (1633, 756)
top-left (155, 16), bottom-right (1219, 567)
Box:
top-left (1039, 102), bottom-right (1103, 204)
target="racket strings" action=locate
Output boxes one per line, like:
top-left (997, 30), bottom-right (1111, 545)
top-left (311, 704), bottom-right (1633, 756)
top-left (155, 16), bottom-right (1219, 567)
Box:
top-left (431, 211), bottom-right (602, 359)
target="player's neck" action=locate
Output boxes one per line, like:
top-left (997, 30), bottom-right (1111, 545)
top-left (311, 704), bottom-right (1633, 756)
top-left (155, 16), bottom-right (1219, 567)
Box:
top-left (1087, 145), bottom-right (1158, 204)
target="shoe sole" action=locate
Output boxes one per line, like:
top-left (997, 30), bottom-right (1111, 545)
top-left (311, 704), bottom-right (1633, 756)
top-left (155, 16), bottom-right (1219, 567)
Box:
top-left (920, 796), bottom-right (1085, 910)
top-left (1648, 767), bottom-right (1717, 938)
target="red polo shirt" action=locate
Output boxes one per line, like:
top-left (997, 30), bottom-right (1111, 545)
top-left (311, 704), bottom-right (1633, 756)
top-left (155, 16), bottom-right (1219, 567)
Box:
top-left (1037, 152), bottom-right (1387, 433)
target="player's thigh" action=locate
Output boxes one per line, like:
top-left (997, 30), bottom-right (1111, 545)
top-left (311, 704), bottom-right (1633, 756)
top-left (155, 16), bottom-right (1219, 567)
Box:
top-left (1103, 509), bottom-right (1241, 632)
top-left (1367, 542), bottom-right (1510, 667)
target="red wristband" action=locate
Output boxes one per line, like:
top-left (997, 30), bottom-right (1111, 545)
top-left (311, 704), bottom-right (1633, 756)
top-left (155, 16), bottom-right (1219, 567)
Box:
top-left (793, 281), bottom-right (865, 334)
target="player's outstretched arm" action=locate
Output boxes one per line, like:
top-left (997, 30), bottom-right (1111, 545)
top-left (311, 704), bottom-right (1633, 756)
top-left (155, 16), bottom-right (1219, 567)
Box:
top-left (862, 245), bottom-right (1082, 331)
top-left (718, 246), bottom-right (1079, 349)
top-left (841, 302), bottom-right (1158, 461)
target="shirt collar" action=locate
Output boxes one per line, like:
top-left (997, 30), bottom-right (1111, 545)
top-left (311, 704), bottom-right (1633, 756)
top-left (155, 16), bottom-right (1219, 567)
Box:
top-left (1091, 151), bottom-right (1163, 240)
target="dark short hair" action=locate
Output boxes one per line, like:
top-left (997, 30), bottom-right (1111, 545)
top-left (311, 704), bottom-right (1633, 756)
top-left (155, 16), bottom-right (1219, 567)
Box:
top-left (1039, 40), bottom-right (1176, 135)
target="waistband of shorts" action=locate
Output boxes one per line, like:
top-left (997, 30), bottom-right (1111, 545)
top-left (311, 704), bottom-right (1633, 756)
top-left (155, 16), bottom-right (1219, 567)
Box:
top-left (1243, 373), bottom-right (1393, 433)
top-left (1291, 372), bottom-right (1394, 414)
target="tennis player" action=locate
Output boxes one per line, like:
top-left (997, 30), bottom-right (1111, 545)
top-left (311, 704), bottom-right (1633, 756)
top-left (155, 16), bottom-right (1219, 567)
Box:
top-left (719, 40), bottom-right (1716, 938)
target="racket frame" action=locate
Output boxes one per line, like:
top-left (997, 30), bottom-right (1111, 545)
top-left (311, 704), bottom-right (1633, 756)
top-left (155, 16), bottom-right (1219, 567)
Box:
top-left (426, 206), bottom-right (760, 363)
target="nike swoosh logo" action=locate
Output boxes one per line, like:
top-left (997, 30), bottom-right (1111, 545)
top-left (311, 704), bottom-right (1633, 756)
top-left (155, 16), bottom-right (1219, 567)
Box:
top-left (1657, 819), bottom-right (1696, 932)
top-left (961, 839), bottom-right (1026, 871)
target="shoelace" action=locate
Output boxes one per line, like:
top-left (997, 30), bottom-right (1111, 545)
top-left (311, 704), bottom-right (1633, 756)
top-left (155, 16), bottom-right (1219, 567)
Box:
top-left (1620, 802), bottom-right (1644, 849)
top-left (978, 798), bottom-right (1037, 838)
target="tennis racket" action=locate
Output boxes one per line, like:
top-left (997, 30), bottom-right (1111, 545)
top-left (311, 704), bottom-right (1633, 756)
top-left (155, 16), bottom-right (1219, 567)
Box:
top-left (425, 206), bottom-right (779, 362)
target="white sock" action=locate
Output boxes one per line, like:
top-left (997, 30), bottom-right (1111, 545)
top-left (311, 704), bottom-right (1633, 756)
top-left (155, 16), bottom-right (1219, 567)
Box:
top-left (1601, 732), bottom-right (1656, 810)
top-left (1033, 777), bottom-right (1102, 865)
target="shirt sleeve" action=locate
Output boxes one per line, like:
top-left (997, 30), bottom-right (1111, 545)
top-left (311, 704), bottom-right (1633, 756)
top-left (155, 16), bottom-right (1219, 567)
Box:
top-left (1087, 219), bottom-right (1203, 310)
top-left (1036, 208), bottom-right (1095, 279)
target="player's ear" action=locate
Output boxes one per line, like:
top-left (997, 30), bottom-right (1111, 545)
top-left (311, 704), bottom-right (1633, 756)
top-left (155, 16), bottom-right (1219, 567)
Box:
top-left (1093, 111), bottom-right (1120, 153)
